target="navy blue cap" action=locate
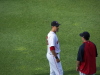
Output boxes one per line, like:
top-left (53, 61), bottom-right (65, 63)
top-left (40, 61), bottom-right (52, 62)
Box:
top-left (51, 21), bottom-right (60, 26)
top-left (80, 31), bottom-right (90, 38)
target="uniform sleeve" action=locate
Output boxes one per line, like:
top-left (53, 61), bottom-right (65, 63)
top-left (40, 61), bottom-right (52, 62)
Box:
top-left (94, 44), bottom-right (98, 57)
top-left (77, 44), bottom-right (85, 61)
top-left (49, 35), bottom-right (56, 47)
top-left (96, 47), bottom-right (98, 57)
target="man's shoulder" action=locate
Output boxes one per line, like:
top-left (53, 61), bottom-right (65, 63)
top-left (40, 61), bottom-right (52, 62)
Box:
top-left (89, 41), bottom-right (96, 45)
top-left (80, 43), bottom-right (85, 47)
top-left (79, 43), bottom-right (85, 51)
top-left (48, 31), bottom-right (56, 36)
top-left (85, 41), bottom-right (96, 47)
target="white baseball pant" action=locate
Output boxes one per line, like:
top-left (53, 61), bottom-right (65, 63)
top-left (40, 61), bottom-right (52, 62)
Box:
top-left (47, 53), bottom-right (63, 75)
top-left (79, 71), bottom-right (95, 75)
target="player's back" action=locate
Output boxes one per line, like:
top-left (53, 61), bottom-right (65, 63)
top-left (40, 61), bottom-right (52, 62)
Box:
top-left (80, 41), bottom-right (97, 74)
top-left (84, 41), bottom-right (96, 60)
top-left (47, 31), bottom-right (60, 54)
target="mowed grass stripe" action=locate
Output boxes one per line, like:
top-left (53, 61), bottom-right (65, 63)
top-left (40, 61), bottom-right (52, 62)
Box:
top-left (0, 0), bottom-right (100, 75)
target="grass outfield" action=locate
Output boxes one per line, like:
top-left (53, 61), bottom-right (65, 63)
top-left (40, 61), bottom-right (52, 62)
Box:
top-left (0, 0), bottom-right (100, 75)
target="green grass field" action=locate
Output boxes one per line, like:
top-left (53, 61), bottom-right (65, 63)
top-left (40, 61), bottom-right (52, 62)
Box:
top-left (0, 0), bottom-right (100, 75)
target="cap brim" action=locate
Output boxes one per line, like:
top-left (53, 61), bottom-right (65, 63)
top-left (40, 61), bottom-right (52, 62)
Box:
top-left (79, 33), bottom-right (83, 37)
top-left (55, 24), bottom-right (60, 26)
top-left (58, 24), bottom-right (61, 26)
top-left (58, 24), bottom-right (61, 25)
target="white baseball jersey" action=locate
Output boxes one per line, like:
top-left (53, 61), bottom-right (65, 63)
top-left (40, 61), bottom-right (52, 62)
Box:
top-left (46, 31), bottom-right (63, 75)
top-left (47, 31), bottom-right (60, 54)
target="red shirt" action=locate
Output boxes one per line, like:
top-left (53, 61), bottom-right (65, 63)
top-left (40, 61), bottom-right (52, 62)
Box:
top-left (77, 41), bottom-right (98, 74)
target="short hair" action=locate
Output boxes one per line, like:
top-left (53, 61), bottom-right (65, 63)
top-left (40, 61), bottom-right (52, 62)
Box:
top-left (84, 36), bottom-right (90, 40)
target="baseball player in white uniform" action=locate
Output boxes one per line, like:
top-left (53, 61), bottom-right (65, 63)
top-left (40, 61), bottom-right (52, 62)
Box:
top-left (46, 21), bottom-right (63, 75)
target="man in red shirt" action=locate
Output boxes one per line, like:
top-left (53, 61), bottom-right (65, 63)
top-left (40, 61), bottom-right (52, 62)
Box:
top-left (76, 31), bottom-right (98, 75)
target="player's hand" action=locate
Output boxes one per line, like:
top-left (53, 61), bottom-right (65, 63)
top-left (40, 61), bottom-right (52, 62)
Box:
top-left (56, 58), bottom-right (60, 63)
top-left (76, 67), bottom-right (79, 71)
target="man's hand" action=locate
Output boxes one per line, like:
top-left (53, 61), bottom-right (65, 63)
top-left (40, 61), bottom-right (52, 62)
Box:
top-left (50, 49), bottom-right (60, 63)
top-left (56, 58), bottom-right (60, 63)
top-left (76, 61), bottom-right (80, 71)
top-left (76, 67), bottom-right (79, 71)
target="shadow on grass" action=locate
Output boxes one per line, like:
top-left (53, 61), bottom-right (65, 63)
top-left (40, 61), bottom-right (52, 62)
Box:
top-left (34, 70), bottom-right (78, 75)
top-left (34, 67), bottom-right (100, 75)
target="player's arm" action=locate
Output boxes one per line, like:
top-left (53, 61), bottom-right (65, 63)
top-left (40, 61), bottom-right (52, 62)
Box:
top-left (76, 61), bottom-right (80, 71)
top-left (49, 35), bottom-right (60, 62)
top-left (50, 46), bottom-right (60, 62)
top-left (50, 46), bottom-right (57, 57)
top-left (76, 44), bottom-right (84, 71)
top-left (93, 43), bottom-right (98, 57)
top-left (95, 45), bottom-right (98, 57)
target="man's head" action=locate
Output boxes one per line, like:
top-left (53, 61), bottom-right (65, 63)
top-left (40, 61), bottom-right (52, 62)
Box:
top-left (51, 21), bottom-right (60, 32)
top-left (79, 31), bottom-right (90, 41)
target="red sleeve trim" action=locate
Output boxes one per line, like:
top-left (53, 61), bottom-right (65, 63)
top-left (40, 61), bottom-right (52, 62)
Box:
top-left (50, 46), bottom-right (55, 51)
